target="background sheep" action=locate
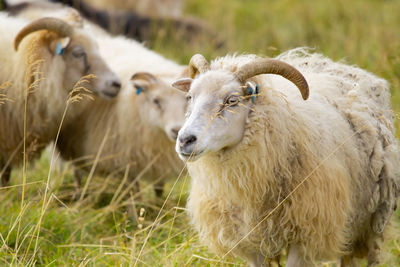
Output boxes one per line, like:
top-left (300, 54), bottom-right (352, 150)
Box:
top-left (7, 2), bottom-right (188, 198)
top-left (55, 31), bottom-right (188, 198)
top-left (0, 14), bottom-right (120, 186)
top-left (4, 0), bottom-right (221, 48)
top-left (76, 0), bottom-right (184, 18)
top-left (173, 50), bottom-right (400, 266)
top-left (4, 0), bottom-right (188, 199)
top-left (3, 0), bottom-right (184, 17)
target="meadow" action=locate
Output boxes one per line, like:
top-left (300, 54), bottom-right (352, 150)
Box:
top-left (1, 0), bottom-right (400, 265)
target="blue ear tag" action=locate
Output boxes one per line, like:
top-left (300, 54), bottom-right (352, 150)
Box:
top-left (136, 86), bottom-right (143, 95)
top-left (255, 84), bottom-right (260, 98)
top-left (247, 84), bottom-right (260, 103)
top-left (55, 42), bottom-right (65, 55)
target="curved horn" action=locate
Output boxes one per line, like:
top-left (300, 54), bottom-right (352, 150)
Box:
top-left (14, 17), bottom-right (74, 51)
top-left (189, 54), bottom-right (210, 78)
top-left (235, 58), bottom-right (309, 100)
top-left (131, 72), bottom-right (157, 83)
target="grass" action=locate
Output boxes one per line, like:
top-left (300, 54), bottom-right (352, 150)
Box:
top-left (1, 0), bottom-right (400, 266)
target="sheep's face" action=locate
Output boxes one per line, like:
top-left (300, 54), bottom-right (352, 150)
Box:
top-left (57, 30), bottom-right (121, 99)
top-left (131, 72), bottom-right (187, 141)
top-left (173, 71), bottom-right (253, 161)
top-left (13, 11), bottom-right (121, 99)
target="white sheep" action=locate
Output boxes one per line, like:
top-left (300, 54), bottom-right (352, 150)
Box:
top-left (172, 49), bottom-right (400, 266)
top-left (0, 13), bottom-right (120, 186)
top-left (56, 32), bottom-right (187, 197)
top-left (5, 0), bottom-right (188, 197)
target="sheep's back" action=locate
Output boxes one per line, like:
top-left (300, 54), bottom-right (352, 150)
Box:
top-left (277, 49), bottom-right (400, 243)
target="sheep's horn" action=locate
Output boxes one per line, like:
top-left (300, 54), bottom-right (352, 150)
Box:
top-left (235, 58), bottom-right (309, 100)
top-left (189, 54), bottom-right (210, 78)
top-left (131, 72), bottom-right (157, 82)
top-left (14, 17), bottom-right (74, 51)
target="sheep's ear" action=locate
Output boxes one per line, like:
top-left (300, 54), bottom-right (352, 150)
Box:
top-left (172, 78), bottom-right (193, 92)
top-left (130, 72), bottom-right (157, 95)
top-left (50, 37), bottom-right (70, 56)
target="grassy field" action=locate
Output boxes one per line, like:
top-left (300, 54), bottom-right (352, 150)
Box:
top-left (1, 0), bottom-right (400, 266)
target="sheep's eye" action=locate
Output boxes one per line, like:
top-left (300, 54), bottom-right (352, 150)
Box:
top-left (225, 95), bottom-right (239, 106)
top-left (186, 94), bottom-right (192, 101)
top-left (72, 47), bottom-right (86, 58)
top-left (153, 98), bottom-right (162, 109)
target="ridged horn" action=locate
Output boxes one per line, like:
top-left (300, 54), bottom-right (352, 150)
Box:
top-left (14, 17), bottom-right (74, 51)
top-left (189, 54), bottom-right (210, 78)
top-left (235, 58), bottom-right (309, 100)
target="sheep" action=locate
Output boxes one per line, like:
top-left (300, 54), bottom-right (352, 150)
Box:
top-left (46, 0), bottom-right (222, 48)
top-left (5, 0), bottom-right (188, 198)
top-left (7, 0), bottom-right (183, 17)
top-left (0, 13), bottom-right (121, 186)
top-left (76, 0), bottom-right (184, 18)
top-left (172, 49), bottom-right (400, 266)
top-left (55, 31), bottom-right (187, 198)
top-left (4, 1), bottom-right (221, 47)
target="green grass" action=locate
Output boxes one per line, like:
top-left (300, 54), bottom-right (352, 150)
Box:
top-left (1, 0), bottom-right (400, 266)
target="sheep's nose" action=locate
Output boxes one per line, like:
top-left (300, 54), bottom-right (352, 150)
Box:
top-left (111, 80), bottom-right (121, 89)
top-left (179, 134), bottom-right (197, 149)
top-left (102, 79), bottom-right (121, 98)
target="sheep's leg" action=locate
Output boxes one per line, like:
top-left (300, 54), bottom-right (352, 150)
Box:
top-left (340, 255), bottom-right (359, 267)
top-left (366, 235), bottom-right (382, 267)
top-left (275, 255), bottom-right (282, 267)
top-left (1, 165), bottom-right (11, 187)
top-left (127, 180), bottom-right (142, 223)
top-left (249, 253), bottom-right (267, 267)
top-left (249, 253), bottom-right (281, 267)
top-left (153, 180), bottom-right (165, 198)
top-left (72, 168), bottom-right (84, 200)
top-left (132, 180), bottom-right (142, 200)
top-left (286, 245), bottom-right (314, 267)
top-left (74, 168), bottom-right (84, 188)
top-left (127, 190), bottom-right (139, 224)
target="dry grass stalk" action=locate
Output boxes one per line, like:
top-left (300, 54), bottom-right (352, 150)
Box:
top-left (0, 81), bottom-right (12, 105)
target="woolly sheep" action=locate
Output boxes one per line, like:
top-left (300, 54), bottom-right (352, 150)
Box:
top-left (57, 33), bottom-right (187, 197)
top-left (5, 0), bottom-right (188, 197)
top-left (0, 13), bottom-right (120, 186)
top-left (172, 49), bottom-right (400, 266)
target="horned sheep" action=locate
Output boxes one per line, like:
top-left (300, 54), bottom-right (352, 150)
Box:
top-left (5, 0), bottom-right (188, 197)
top-left (0, 13), bottom-right (120, 186)
top-left (56, 32), bottom-right (187, 197)
top-left (172, 49), bottom-right (400, 266)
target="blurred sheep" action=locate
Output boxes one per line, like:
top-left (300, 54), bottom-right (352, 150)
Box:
top-left (0, 13), bottom-right (120, 186)
top-left (7, 2), bottom-right (188, 197)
